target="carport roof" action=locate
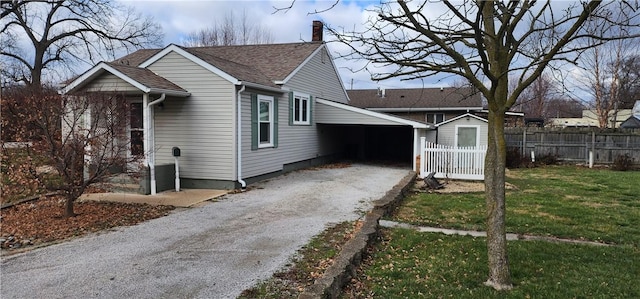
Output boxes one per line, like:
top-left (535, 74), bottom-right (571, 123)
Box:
top-left (315, 99), bottom-right (432, 129)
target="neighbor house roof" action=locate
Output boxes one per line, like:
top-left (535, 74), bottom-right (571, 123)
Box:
top-left (347, 87), bottom-right (482, 111)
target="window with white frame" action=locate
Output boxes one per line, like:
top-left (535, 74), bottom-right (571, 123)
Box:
top-left (291, 92), bottom-right (311, 125)
top-left (426, 113), bottom-right (445, 124)
top-left (258, 96), bottom-right (274, 147)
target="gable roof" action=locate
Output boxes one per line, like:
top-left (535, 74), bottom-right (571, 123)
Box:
top-left (64, 42), bottom-right (329, 94)
top-left (347, 87), bottom-right (482, 111)
top-left (62, 62), bottom-right (190, 96)
top-left (435, 113), bottom-right (487, 127)
top-left (134, 42), bottom-right (324, 89)
top-left (620, 115), bottom-right (640, 128)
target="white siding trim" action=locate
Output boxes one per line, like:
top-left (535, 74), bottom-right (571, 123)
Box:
top-left (63, 62), bottom-right (147, 94)
top-left (436, 113), bottom-right (487, 127)
top-left (62, 62), bottom-right (190, 97)
top-left (316, 98), bottom-right (431, 129)
top-left (139, 44), bottom-right (240, 85)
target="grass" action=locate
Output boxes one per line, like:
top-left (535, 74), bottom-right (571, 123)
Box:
top-left (341, 166), bottom-right (640, 297)
top-left (343, 228), bottom-right (640, 298)
top-left (239, 221), bottom-right (361, 298)
top-left (394, 166), bottom-right (640, 246)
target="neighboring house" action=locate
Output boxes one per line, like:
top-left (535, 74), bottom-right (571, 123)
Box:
top-left (347, 87), bottom-right (483, 125)
top-left (620, 101), bottom-right (640, 129)
top-left (550, 108), bottom-right (634, 128)
top-left (62, 22), bottom-right (432, 194)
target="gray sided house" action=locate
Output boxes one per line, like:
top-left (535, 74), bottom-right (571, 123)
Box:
top-left (62, 25), bottom-right (431, 194)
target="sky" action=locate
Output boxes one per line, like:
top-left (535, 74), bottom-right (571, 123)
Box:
top-left (118, 0), bottom-right (457, 90)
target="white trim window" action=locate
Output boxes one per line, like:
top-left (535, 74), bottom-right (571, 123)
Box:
top-left (455, 125), bottom-right (480, 148)
top-left (426, 113), bottom-right (445, 124)
top-left (258, 95), bottom-right (275, 148)
top-left (291, 92), bottom-right (311, 125)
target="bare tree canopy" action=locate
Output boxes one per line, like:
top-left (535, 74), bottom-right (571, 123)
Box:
top-left (182, 10), bottom-right (273, 47)
top-left (0, 0), bottom-right (163, 87)
top-left (569, 6), bottom-right (640, 127)
top-left (326, 0), bottom-right (640, 290)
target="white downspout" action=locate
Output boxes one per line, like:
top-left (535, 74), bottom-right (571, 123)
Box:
top-left (147, 93), bottom-right (166, 195)
top-left (236, 85), bottom-right (247, 190)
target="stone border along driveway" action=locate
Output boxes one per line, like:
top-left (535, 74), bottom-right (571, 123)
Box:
top-left (0, 164), bottom-right (413, 299)
top-left (299, 171), bottom-right (416, 299)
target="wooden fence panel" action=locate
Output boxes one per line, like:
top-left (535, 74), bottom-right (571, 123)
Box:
top-left (505, 128), bottom-right (640, 165)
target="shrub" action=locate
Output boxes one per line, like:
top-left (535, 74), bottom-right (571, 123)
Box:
top-left (536, 153), bottom-right (559, 166)
top-left (506, 147), bottom-right (524, 168)
top-left (613, 154), bottom-right (634, 171)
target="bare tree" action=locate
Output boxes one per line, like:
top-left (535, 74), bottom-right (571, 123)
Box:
top-left (182, 10), bottom-right (274, 47)
top-left (618, 55), bottom-right (640, 109)
top-left (571, 7), bottom-right (640, 128)
top-left (328, 0), bottom-right (640, 290)
top-left (513, 73), bottom-right (559, 119)
top-left (2, 86), bottom-right (140, 217)
top-left (0, 0), bottom-right (163, 87)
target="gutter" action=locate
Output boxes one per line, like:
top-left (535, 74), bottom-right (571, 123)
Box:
top-left (236, 85), bottom-right (247, 190)
top-left (147, 93), bottom-right (166, 195)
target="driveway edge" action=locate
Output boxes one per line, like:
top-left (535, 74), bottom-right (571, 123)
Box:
top-left (298, 171), bottom-right (417, 299)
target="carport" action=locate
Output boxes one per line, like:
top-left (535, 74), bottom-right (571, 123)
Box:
top-left (315, 99), bottom-right (433, 170)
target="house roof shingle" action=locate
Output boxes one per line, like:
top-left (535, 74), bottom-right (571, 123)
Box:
top-left (347, 87), bottom-right (482, 109)
top-left (106, 62), bottom-right (187, 93)
top-left (111, 42), bottom-right (324, 88)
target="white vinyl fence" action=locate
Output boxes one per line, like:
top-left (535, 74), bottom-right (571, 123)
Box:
top-left (420, 138), bottom-right (487, 180)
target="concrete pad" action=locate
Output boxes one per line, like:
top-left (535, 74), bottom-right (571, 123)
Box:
top-left (80, 189), bottom-right (228, 207)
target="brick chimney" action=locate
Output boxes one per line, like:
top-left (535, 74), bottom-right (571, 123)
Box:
top-left (312, 20), bottom-right (323, 42)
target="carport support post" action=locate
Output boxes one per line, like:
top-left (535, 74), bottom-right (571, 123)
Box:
top-left (420, 137), bottom-right (426, 178)
top-left (413, 128), bottom-right (419, 172)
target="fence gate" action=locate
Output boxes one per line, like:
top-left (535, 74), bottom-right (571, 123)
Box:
top-left (420, 138), bottom-right (487, 180)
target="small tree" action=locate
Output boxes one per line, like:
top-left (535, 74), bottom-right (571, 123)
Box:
top-left (2, 86), bottom-right (140, 217)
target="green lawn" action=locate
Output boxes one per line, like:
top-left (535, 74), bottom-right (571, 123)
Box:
top-left (344, 228), bottom-right (640, 298)
top-left (394, 166), bottom-right (640, 246)
top-left (342, 166), bottom-right (640, 297)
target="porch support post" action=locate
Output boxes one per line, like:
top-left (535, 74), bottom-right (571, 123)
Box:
top-left (143, 93), bottom-right (150, 166)
top-left (143, 93), bottom-right (157, 195)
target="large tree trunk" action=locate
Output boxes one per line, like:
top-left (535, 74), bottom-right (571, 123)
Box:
top-left (484, 109), bottom-right (512, 290)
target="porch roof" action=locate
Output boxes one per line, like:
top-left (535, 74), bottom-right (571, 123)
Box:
top-left (62, 62), bottom-right (191, 97)
top-left (315, 98), bottom-right (432, 129)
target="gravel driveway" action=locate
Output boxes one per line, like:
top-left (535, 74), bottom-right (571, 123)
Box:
top-left (1, 164), bottom-right (409, 299)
